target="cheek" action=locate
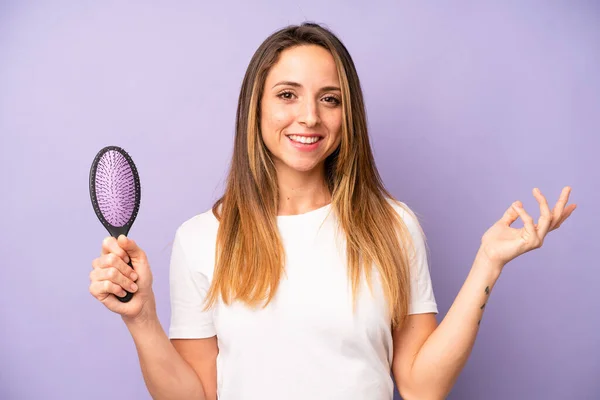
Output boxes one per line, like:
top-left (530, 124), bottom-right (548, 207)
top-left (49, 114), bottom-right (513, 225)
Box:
top-left (324, 111), bottom-right (343, 138)
top-left (261, 104), bottom-right (293, 153)
top-left (272, 109), bottom-right (294, 129)
top-left (263, 104), bottom-right (293, 131)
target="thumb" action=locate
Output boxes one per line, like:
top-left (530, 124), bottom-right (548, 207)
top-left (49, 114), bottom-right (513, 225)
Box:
top-left (117, 235), bottom-right (146, 263)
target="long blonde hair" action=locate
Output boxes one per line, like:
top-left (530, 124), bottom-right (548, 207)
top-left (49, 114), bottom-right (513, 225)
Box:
top-left (204, 23), bottom-right (420, 328)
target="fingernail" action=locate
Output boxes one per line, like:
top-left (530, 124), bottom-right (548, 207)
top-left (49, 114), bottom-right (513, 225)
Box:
top-left (131, 283), bottom-right (138, 291)
top-left (131, 272), bottom-right (138, 281)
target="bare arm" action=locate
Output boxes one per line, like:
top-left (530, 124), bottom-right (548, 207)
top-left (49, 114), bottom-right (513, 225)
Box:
top-left (392, 250), bottom-right (502, 400)
top-left (125, 316), bottom-right (208, 400)
top-left (393, 187), bottom-right (576, 398)
top-left (171, 337), bottom-right (218, 400)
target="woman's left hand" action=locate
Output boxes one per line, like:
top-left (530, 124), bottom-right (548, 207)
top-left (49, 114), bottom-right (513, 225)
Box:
top-left (479, 186), bottom-right (576, 267)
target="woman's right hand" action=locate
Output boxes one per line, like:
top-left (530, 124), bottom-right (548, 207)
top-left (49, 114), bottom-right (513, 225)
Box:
top-left (90, 235), bottom-right (156, 324)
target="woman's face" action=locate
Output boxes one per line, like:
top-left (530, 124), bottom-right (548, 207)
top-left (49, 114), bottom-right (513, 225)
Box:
top-left (260, 45), bottom-right (343, 174)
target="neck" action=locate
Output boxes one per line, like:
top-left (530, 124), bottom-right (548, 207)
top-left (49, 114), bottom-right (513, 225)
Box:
top-left (275, 163), bottom-right (331, 216)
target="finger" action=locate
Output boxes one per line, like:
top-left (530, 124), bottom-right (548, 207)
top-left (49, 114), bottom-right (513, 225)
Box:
top-left (553, 203), bottom-right (577, 230)
top-left (551, 187), bottom-right (572, 228)
top-left (89, 280), bottom-right (128, 299)
top-left (101, 236), bottom-right (130, 264)
top-left (93, 267), bottom-right (138, 294)
top-left (97, 253), bottom-right (138, 282)
top-left (500, 202), bottom-right (520, 227)
top-left (533, 188), bottom-right (552, 238)
top-left (117, 235), bottom-right (146, 265)
top-left (512, 202), bottom-right (539, 244)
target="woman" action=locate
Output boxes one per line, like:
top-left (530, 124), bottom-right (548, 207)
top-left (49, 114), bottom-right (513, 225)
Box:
top-left (89, 23), bottom-right (576, 400)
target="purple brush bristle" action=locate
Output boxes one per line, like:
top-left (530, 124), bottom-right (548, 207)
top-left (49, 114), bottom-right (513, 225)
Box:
top-left (94, 150), bottom-right (136, 227)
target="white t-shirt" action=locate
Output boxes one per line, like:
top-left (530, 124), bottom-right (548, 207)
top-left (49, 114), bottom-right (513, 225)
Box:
top-left (168, 200), bottom-right (437, 400)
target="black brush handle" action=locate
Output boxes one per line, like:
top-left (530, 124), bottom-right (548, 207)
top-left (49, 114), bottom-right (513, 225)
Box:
top-left (115, 259), bottom-right (135, 303)
top-left (108, 228), bottom-right (135, 303)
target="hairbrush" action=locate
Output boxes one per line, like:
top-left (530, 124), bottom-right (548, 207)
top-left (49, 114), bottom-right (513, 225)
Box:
top-left (89, 146), bottom-right (141, 303)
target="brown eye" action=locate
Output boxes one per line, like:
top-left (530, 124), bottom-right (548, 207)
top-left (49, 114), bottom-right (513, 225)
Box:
top-left (323, 96), bottom-right (341, 105)
top-left (278, 91), bottom-right (295, 100)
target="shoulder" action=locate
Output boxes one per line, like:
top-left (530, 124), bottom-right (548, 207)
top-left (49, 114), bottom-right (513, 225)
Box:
top-left (176, 206), bottom-right (220, 240)
top-left (385, 197), bottom-right (423, 235)
top-left (173, 206), bottom-right (220, 276)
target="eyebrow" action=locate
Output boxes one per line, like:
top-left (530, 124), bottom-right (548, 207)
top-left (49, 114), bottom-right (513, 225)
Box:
top-left (272, 81), bottom-right (341, 92)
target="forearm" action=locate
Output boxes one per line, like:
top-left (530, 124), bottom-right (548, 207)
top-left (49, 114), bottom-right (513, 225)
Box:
top-left (410, 249), bottom-right (503, 399)
top-left (125, 316), bottom-right (205, 400)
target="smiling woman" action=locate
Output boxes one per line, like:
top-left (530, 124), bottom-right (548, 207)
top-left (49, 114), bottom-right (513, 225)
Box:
top-left (194, 25), bottom-right (427, 400)
top-left (88, 21), bottom-right (576, 400)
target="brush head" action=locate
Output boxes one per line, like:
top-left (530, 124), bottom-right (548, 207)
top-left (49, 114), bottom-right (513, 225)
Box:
top-left (90, 146), bottom-right (141, 237)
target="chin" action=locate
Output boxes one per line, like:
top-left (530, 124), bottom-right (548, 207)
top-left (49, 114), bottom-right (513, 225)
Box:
top-left (283, 159), bottom-right (321, 173)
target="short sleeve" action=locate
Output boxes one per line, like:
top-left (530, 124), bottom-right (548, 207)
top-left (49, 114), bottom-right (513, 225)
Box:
top-left (168, 227), bottom-right (217, 339)
top-left (399, 203), bottom-right (438, 315)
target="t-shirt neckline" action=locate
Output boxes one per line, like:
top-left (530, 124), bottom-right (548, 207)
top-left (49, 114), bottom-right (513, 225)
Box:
top-left (276, 202), bottom-right (332, 221)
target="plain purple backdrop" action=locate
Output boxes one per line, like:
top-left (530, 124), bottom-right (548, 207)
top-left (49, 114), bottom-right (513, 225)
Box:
top-left (0, 1), bottom-right (598, 399)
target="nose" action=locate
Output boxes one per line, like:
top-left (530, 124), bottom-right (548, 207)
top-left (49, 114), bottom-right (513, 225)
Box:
top-left (297, 97), bottom-right (321, 128)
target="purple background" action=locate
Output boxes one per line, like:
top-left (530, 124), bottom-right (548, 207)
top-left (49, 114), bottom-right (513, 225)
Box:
top-left (0, 1), bottom-right (597, 399)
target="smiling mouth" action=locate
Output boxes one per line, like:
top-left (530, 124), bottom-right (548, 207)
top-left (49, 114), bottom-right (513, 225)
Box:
top-left (285, 134), bottom-right (323, 144)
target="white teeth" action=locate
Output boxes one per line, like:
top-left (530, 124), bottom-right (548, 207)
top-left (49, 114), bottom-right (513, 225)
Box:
top-left (288, 135), bottom-right (320, 144)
